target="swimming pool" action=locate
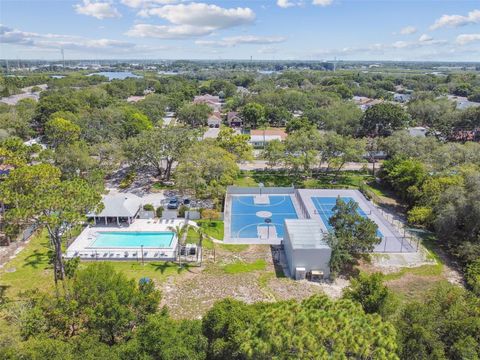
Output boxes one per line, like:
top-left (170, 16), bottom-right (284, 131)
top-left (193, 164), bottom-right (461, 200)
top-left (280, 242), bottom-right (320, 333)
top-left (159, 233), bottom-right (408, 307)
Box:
top-left (311, 197), bottom-right (383, 237)
top-left (90, 231), bottom-right (175, 248)
top-left (230, 195), bottom-right (298, 238)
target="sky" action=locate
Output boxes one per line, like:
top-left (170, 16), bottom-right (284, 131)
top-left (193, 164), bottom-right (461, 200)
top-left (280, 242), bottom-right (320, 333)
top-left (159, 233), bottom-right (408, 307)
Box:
top-left (1, 0), bottom-right (480, 61)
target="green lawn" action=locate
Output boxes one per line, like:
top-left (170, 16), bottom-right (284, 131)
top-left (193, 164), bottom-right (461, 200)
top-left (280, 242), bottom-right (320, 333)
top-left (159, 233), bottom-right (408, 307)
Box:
top-left (222, 259), bottom-right (267, 274)
top-left (235, 170), bottom-right (374, 189)
top-left (218, 244), bottom-right (249, 252)
top-left (0, 230), bottom-right (192, 298)
top-left (186, 227), bottom-right (215, 250)
top-left (0, 229), bottom-right (53, 297)
top-left (186, 220), bottom-right (224, 241)
top-left (234, 175), bottom-right (258, 187)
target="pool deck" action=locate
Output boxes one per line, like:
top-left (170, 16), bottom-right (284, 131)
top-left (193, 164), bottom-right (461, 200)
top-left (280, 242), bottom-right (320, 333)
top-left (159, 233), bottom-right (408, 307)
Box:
top-left (66, 219), bottom-right (183, 260)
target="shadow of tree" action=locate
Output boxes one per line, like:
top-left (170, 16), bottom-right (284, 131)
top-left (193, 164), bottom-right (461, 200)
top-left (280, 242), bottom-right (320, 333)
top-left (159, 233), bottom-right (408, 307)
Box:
top-left (150, 261), bottom-right (190, 275)
top-left (23, 249), bottom-right (52, 269)
top-left (270, 245), bottom-right (287, 278)
top-left (0, 284), bottom-right (10, 304)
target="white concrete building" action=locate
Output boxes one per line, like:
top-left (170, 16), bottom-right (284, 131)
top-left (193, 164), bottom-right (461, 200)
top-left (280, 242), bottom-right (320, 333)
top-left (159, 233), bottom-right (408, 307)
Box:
top-left (283, 219), bottom-right (331, 280)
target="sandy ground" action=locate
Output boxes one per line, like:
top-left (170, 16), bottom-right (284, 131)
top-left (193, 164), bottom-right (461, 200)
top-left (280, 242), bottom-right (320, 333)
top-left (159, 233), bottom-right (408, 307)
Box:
top-left (159, 244), bottom-right (349, 319)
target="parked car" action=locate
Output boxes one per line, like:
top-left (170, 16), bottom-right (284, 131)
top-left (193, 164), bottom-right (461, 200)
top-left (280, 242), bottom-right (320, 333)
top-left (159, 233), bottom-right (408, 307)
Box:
top-left (167, 198), bottom-right (178, 209)
top-left (183, 198), bottom-right (191, 205)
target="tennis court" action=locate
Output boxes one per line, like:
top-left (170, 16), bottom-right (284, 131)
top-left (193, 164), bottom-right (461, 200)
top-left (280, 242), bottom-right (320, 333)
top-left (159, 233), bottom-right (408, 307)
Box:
top-left (230, 195), bottom-right (298, 239)
top-left (311, 196), bottom-right (384, 238)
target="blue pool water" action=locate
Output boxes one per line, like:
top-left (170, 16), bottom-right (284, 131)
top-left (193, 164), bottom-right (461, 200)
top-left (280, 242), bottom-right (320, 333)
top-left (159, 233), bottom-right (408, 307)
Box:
top-left (231, 195), bottom-right (298, 238)
top-left (311, 197), bottom-right (383, 237)
top-left (91, 232), bottom-right (174, 248)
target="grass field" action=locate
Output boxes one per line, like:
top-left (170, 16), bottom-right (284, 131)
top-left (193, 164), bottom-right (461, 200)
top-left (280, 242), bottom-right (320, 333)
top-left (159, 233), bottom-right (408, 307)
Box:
top-left (0, 230), bottom-right (192, 298)
top-left (222, 259), bottom-right (267, 274)
top-left (235, 170), bottom-right (376, 190)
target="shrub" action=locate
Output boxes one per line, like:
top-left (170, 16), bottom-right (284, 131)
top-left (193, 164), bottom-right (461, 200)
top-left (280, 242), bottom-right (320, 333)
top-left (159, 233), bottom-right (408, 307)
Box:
top-left (119, 171), bottom-right (136, 189)
top-left (178, 205), bottom-right (188, 218)
top-left (407, 206), bottom-right (433, 226)
top-left (201, 209), bottom-right (219, 222)
top-left (465, 259), bottom-right (480, 296)
top-left (156, 206), bottom-right (164, 218)
top-left (143, 204), bottom-right (154, 211)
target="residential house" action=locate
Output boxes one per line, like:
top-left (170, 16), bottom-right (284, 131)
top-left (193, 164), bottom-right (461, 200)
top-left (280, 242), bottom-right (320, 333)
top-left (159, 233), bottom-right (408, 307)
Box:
top-left (207, 113), bottom-right (222, 128)
top-left (352, 96), bottom-right (384, 111)
top-left (227, 111), bottom-right (243, 128)
top-left (249, 129), bottom-right (287, 148)
top-left (408, 126), bottom-right (428, 138)
top-left (194, 94), bottom-right (222, 112)
top-left (393, 93), bottom-right (412, 103)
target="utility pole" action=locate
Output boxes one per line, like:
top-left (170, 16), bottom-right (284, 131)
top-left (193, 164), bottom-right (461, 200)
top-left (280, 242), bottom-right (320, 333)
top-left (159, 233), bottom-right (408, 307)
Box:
top-left (61, 47), bottom-right (65, 69)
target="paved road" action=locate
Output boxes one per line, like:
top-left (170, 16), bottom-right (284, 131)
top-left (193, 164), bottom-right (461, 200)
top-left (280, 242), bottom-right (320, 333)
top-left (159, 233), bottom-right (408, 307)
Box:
top-left (203, 127), bottom-right (220, 139)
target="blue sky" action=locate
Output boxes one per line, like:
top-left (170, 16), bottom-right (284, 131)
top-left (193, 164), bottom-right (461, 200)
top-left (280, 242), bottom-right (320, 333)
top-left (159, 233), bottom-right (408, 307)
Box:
top-left (1, 0), bottom-right (480, 60)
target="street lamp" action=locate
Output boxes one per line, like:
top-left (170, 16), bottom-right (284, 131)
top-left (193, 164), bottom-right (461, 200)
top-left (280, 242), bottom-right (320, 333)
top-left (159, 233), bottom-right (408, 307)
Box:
top-left (259, 182), bottom-right (264, 196)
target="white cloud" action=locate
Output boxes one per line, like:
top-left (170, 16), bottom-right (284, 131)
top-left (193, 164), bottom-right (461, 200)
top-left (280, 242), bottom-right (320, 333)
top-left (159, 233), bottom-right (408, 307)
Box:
top-left (138, 3), bottom-right (255, 28)
top-left (126, 24), bottom-right (211, 38)
top-left (74, 0), bottom-right (121, 19)
top-left (127, 2), bottom-right (255, 39)
top-left (418, 34), bottom-right (433, 42)
top-left (277, 0), bottom-right (296, 8)
top-left (312, 0), bottom-right (333, 6)
top-left (393, 41), bottom-right (408, 49)
top-left (121, 0), bottom-right (180, 8)
top-left (196, 35), bottom-right (286, 47)
top-left (456, 33), bottom-right (480, 45)
top-left (0, 24), bottom-right (168, 55)
top-left (399, 26), bottom-right (417, 35)
top-left (430, 9), bottom-right (480, 30)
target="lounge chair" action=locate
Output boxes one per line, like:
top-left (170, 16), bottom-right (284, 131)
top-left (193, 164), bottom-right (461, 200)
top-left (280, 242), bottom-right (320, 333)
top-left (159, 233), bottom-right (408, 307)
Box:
top-left (109, 253), bottom-right (114, 257)
top-left (154, 252), bottom-right (159, 257)
top-left (73, 251), bottom-right (79, 257)
top-left (124, 251), bottom-right (129, 257)
top-left (103, 253), bottom-right (108, 257)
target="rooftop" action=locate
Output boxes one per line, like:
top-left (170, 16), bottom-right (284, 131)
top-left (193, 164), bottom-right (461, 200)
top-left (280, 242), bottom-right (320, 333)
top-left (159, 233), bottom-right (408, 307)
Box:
top-left (250, 129), bottom-right (287, 140)
top-left (284, 219), bottom-right (330, 250)
top-left (88, 193), bottom-right (142, 218)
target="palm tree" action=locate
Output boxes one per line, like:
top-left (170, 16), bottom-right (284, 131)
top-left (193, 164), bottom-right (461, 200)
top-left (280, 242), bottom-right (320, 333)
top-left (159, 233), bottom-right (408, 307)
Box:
top-left (194, 226), bottom-right (207, 266)
top-left (168, 223), bottom-right (190, 267)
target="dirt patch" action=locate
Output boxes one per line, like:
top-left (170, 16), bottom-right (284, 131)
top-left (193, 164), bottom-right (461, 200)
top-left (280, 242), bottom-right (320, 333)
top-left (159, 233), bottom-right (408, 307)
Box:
top-left (159, 244), bottom-right (349, 319)
top-left (384, 273), bottom-right (443, 301)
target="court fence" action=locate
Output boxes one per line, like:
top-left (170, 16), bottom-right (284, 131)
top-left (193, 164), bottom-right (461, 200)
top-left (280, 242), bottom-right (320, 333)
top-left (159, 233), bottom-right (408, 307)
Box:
top-left (226, 186), bottom-right (295, 195)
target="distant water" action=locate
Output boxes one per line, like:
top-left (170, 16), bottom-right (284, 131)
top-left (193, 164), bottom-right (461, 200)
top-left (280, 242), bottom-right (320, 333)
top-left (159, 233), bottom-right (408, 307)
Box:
top-left (89, 71), bottom-right (142, 80)
top-left (257, 70), bottom-right (281, 75)
top-left (158, 71), bottom-right (182, 75)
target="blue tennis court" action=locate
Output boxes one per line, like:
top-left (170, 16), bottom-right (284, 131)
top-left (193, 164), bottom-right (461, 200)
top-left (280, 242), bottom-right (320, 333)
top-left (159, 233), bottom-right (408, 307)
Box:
top-left (231, 195), bottom-right (298, 238)
top-left (311, 197), bottom-right (383, 237)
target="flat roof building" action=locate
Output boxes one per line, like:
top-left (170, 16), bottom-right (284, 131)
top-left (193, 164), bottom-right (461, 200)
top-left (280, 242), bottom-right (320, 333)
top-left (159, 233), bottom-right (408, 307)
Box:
top-left (283, 219), bottom-right (331, 280)
top-left (87, 193), bottom-right (142, 225)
